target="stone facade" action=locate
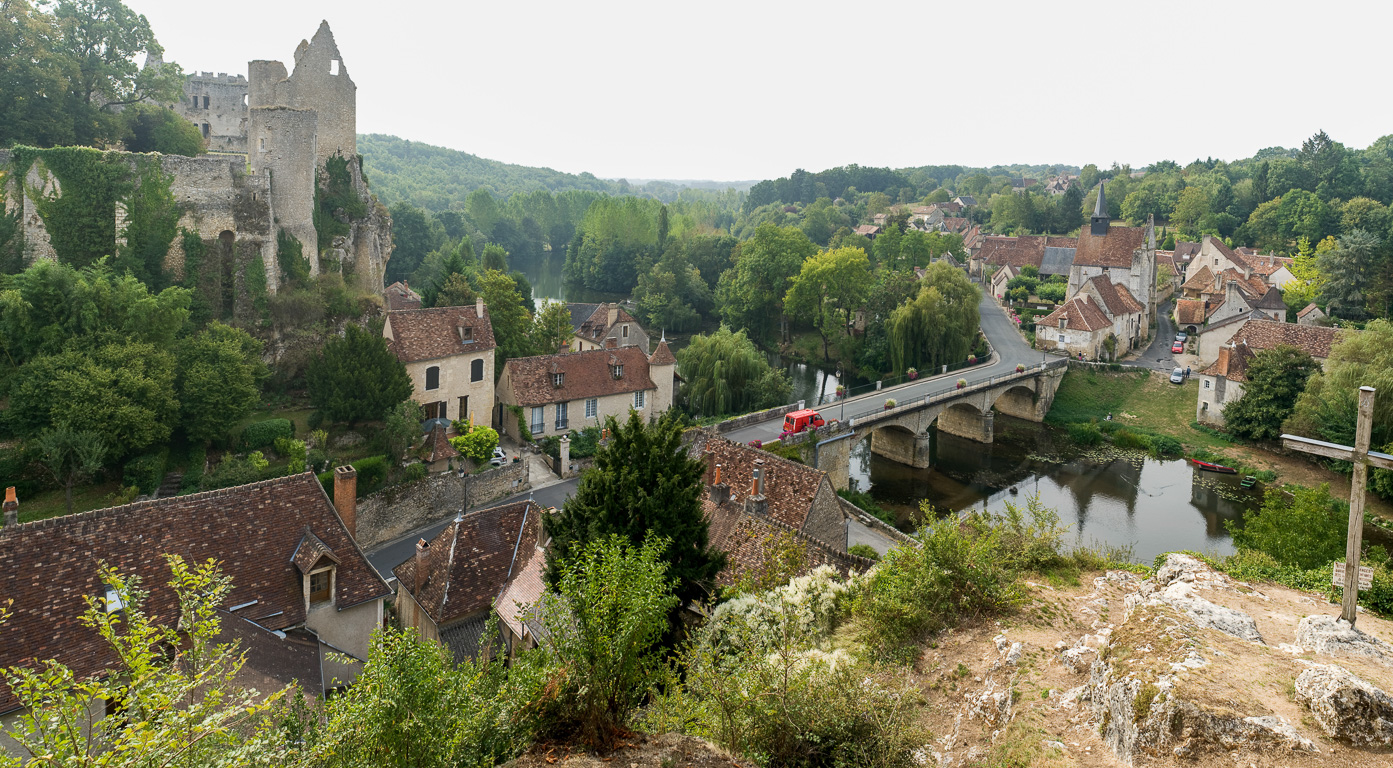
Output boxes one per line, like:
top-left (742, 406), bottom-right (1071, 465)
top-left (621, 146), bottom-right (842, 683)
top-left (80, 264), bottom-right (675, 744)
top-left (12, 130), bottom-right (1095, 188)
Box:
top-left (173, 72), bottom-right (249, 153)
top-left (405, 343), bottom-right (494, 425)
top-left (351, 461), bottom-right (531, 550)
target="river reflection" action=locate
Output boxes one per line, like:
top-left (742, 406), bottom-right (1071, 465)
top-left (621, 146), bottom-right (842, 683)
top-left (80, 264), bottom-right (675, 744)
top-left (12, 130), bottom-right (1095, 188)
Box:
top-left (849, 422), bottom-right (1259, 562)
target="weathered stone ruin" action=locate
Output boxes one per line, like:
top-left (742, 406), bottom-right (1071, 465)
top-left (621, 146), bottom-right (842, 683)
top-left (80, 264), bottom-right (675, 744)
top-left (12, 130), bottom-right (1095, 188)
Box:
top-left (1, 21), bottom-right (390, 302)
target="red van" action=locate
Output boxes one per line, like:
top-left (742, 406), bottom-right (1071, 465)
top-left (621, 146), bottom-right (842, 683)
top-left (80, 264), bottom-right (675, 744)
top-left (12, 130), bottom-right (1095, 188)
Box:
top-left (781, 409), bottom-right (827, 438)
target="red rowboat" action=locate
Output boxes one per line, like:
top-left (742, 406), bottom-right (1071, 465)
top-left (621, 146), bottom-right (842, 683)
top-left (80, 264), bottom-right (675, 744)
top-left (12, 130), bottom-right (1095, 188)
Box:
top-left (1190, 459), bottom-right (1237, 474)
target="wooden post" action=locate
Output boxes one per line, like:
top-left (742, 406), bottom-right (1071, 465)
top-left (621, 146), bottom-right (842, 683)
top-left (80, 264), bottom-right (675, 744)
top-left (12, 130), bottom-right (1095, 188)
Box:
top-left (1341, 387), bottom-right (1376, 624)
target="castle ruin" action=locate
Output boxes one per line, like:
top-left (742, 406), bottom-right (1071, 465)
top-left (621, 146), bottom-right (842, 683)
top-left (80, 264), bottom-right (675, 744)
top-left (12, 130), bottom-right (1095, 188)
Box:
top-left (2, 21), bottom-right (390, 307)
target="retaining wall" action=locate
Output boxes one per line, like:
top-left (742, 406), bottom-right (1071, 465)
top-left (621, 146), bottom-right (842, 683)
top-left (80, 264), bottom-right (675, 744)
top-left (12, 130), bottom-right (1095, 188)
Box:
top-left (353, 461), bottom-right (530, 550)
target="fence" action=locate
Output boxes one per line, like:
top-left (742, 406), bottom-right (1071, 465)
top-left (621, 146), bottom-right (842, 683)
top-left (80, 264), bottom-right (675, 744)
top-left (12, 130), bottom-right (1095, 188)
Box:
top-left (812, 347), bottom-right (995, 408)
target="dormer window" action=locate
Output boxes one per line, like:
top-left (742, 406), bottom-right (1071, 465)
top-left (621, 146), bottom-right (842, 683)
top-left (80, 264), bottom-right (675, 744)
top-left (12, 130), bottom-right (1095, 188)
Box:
top-left (458, 325), bottom-right (474, 343)
top-left (611, 364), bottom-right (624, 379)
top-left (1058, 318), bottom-right (1066, 330)
top-left (104, 587), bottom-right (124, 617)
top-left (552, 372), bottom-right (564, 387)
top-left (309, 568), bottom-right (332, 604)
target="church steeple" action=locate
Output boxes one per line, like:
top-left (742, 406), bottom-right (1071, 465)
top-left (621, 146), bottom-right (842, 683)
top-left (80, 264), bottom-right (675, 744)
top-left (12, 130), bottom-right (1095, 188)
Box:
top-left (1090, 181), bottom-right (1110, 236)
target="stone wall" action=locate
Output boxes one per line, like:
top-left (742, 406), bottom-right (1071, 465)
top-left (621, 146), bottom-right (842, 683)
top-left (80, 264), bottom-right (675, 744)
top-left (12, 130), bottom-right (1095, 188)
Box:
top-left (249, 105), bottom-right (318, 264)
top-left (352, 461), bottom-right (530, 550)
top-left (175, 73), bottom-right (249, 153)
top-left (836, 495), bottom-right (914, 545)
top-left (802, 479), bottom-right (848, 552)
top-left (716, 401), bottom-right (805, 435)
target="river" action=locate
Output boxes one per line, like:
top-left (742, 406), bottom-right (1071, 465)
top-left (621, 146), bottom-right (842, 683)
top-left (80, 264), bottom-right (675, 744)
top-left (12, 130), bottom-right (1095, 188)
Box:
top-left (846, 419), bottom-right (1262, 563)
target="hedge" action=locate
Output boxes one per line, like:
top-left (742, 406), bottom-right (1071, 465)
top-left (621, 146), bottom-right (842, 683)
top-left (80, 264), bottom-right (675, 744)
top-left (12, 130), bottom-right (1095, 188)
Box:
top-left (242, 418), bottom-right (293, 450)
top-left (319, 454), bottom-right (390, 501)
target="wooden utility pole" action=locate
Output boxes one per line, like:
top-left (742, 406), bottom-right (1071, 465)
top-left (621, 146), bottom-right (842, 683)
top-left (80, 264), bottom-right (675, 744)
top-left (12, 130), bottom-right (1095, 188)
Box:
top-left (1282, 386), bottom-right (1393, 627)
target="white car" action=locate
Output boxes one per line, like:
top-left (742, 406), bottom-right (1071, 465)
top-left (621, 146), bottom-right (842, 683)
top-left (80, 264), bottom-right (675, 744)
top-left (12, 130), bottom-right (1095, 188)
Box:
top-left (489, 447), bottom-right (508, 467)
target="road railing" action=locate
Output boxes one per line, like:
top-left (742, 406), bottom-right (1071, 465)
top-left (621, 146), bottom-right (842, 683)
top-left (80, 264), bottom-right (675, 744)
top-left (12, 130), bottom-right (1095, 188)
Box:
top-left (847, 359), bottom-right (1066, 428)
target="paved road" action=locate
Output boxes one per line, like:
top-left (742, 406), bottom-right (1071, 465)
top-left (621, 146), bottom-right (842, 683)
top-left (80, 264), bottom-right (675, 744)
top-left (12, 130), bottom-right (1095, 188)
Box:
top-left (366, 477), bottom-right (579, 579)
top-left (724, 288), bottom-right (1046, 445)
top-left (1126, 299), bottom-right (1183, 373)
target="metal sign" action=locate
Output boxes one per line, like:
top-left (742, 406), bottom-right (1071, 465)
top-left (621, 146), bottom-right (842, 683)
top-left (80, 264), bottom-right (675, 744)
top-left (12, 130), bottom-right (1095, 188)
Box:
top-left (1332, 562), bottom-right (1375, 591)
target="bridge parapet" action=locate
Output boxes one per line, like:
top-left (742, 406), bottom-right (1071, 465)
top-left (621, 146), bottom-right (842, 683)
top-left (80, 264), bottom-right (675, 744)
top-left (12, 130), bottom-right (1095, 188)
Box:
top-left (849, 359), bottom-right (1066, 431)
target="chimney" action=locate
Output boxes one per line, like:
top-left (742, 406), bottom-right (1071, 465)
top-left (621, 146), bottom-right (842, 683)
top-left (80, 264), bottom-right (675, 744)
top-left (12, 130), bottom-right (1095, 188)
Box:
top-left (333, 466), bottom-right (357, 538)
top-left (703, 449), bottom-right (715, 486)
top-left (605, 337), bottom-right (618, 349)
top-left (710, 463), bottom-right (729, 505)
top-left (476, 296), bottom-right (484, 318)
top-left (606, 303), bottom-right (619, 327)
top-left (3, 487), bottom-right (16, 527)
top-left (746, 460), bottom-right (768, 517)
top-left (413, 538), bottom-right (429, 595)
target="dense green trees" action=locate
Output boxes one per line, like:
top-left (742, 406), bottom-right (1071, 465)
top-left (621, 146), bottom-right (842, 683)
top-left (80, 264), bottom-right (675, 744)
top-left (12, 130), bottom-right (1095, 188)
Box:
top-left (677, 327), bottom-right (792, 418)
top-left (543, 412), bottom-right (725, 610)
top-left (1222, 346), bottom-right (1319, 442)
top-left (563, 197), bottom-right (663, 292)
top-left (716, 223), bottom-right (817, 343)
top-left (177, 322), bottom-right (268, 444)
top-left (1286, 319), bottom-right (1393, 451)
top-left (1229, 485), bottom-right (1348, 570)
top-left (306, 324), bottom-right (412, 426)
top-left (784, 247), bottom-right (871, 361)
top-left (886, 261), bottom-right (980, 374)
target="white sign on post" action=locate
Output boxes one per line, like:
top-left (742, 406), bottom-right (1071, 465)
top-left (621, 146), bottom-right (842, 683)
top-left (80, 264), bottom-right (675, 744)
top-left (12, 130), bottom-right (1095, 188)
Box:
top-left (1332, 561), bottom-right (1375, 591)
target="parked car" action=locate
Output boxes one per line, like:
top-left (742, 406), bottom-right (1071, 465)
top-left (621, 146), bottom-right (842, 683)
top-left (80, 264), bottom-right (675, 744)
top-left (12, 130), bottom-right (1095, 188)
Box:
top-left (489, 446), bottom-right (508, 467)
top-left (1175, 332), bottom-right (1188, 342)
top-left (1171, 341), bottom-right (1184, 354)
top-left (1170, 367), bottom-right (1185, 384)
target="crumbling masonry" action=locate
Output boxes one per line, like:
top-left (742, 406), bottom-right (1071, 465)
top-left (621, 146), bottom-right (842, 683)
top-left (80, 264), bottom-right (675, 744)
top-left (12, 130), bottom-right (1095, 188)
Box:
top-left (2, 21), bottom-right (390, 297)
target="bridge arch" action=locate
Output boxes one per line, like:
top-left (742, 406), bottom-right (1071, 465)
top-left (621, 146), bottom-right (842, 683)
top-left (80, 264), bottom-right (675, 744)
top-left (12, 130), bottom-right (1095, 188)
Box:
top-left (867, 423), bottom-right (931, 468)
top-left (992, 384), bottom-right (1042, 421)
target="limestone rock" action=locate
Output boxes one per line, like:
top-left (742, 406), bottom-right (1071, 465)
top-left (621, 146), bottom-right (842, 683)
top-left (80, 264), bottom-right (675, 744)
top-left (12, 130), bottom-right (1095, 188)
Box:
top-left (1297, 615), bottom-right (1393, 664)
top-left (1006, 642), bottom-right (1023, 665)
top-left (1061, 646), bottom-right (1097, 674)
top-left (1296, 663), bottom-right (1393, 746)
top-left (968, 679), bottom-right (1012, 726)
top-left (1153, 580), bottom-right (1264, 644)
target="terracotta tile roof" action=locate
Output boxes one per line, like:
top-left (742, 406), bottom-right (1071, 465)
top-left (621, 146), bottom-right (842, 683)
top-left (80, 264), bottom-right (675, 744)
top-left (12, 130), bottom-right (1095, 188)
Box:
top-left (1206, 236), bottom-right (1251, 270)
top-left (575, 304), bottom-right (641, 343)
top-left (648, 339), bottom-right (677, 366)
top-left (392, 500), bottom-right (542, 627)
top-left (690, 433), bottom-right (830, 531)
top-left (1175, 299), bottom-right (1207, 326)
top-left (1231, 319), bottom-right (1343, 360)
top-left (1075, 225), bottom-right (1147, 267)
top-left (0, 473), bottom-right (389, 714)
top-left (384, 281), bottom-right (422, 311)
top-left (495, 544), bottom-right (546, 641)
top-left (942, 216), bottom-right (970, 232)
top-left (1202, 343), bottom-right (1256, 382)
top-left (503, 346), bottom-right (656, 407)
top-left (1038, 295), bottom-right (1112, 332)
top-left (980, 236), bottom-right (1045, 269)
top-left (291, 529), bottom-right (339, 574)
top-left (854, 224), bottom-right (880, 236)
top-left (1182, 264), bottom-right (1215, 292)
top-left (220, 616), bottom-right (322, 697)
top-left (386, 306), bottom-right (496, 363)
top-left (422, 424), bottom-right (459, 463)
top-left (701, 498), bottom-right (872, 587)
top-left (1247, 254), bottom-right (1293, 277)
top-left (961, 225), bottom-right (983, 250)
top-left (1298, 302), bottom-right (1322, 318)
top-left (1174, 241), bottom-right (1201, 260)
top-left (1086, 277), bottom-right (1143, 317)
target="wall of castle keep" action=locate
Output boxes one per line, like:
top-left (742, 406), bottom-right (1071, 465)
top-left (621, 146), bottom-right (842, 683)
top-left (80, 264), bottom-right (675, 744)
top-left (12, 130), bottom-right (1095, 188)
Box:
top-left (174, 73), bottom-right (249, 153)
top-left (249, 106), bottom-right (319, 270)
top-left (248, 23), bottom-right (356, 169)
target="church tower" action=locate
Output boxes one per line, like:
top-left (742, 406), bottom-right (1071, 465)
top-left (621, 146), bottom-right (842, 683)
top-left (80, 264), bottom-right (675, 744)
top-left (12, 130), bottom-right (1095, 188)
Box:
top-left (1090, 181), bottom-right (1110, 236)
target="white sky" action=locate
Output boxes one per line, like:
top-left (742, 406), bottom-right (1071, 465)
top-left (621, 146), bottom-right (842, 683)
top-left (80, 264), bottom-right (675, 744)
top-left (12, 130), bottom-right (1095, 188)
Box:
top-left (126, 0), bottom-right (1388, 182)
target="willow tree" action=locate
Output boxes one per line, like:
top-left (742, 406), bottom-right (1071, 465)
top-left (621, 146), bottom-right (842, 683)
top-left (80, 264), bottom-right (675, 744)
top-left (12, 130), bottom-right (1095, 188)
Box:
top-left (887, 260), bottom-right (979, 374)
top-left (676, 326), bottom-right (791, 417)
top-left (784, 246), bottom-right (872, 361)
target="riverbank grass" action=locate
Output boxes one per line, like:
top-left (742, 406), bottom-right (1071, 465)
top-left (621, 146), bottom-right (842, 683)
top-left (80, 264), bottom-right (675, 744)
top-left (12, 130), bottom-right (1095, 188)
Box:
top-left (1046, 369), bottom-right (1231, 451)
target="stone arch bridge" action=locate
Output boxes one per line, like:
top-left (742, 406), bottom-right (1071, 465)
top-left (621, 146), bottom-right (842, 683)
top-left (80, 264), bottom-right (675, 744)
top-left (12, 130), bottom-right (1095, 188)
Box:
top-left (809, 360), bottom-right (1067, 489)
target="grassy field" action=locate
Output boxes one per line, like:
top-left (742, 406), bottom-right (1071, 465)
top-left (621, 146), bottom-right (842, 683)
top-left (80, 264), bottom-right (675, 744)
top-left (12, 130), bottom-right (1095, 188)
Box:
top-left (17, 480), bottom-right (127, 523)
top-left (1045, 368), bottom-right (1233, 451)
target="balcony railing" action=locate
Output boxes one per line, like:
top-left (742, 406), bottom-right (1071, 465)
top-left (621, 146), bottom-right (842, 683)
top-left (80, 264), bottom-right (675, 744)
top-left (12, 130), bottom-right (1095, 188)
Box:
top-left (531, 422), bottom-right (545, 435)
top-left (554, 419), bottom-right (569, 431)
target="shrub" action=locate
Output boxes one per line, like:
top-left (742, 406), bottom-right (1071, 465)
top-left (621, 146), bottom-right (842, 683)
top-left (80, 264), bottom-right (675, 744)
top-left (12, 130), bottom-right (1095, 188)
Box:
top-left (838, 487), bottom-right (897, 526)
top-left (403, 462), bottom-right (428, 483)
top-left (180, 444), bottom-right (207, 493)
top-left (1150, 435), bottom-right (1183, 457)
top-left (352, 455), bottom-right (389, 497)
top-left (1111, 429), bottom-right (1152, 451)
top-left (1068, 422), bottom-right (1103, 446)
top-left (848, 543), bottom-right (881, 560)
top-left (884, 398), bottom-right (897, 408)
top-left (1228, 485), bottom-right (1348, 570)
top-left (123, 451), bottom-right (167, 495)
top-left (201, 451), bottom-right (269, 491)
top-left (449, 425), bottom-right (499, 462)
top-left (242, 418), bottom-right (293, 450)
top-left (538, 534), bottom-right (678, 751)
top-left (507, 404), bottom-right (532, 443)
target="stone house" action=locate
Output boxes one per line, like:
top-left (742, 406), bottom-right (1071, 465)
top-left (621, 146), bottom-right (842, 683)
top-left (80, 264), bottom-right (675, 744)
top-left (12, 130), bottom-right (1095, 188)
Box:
top-left (1035, 293), bottom-right (1113, 360)
top-left (566, 303), bottom-right (649, 353)
top-left (384, 298), bottom-right (496, 425)
top-left (419, 424), bottom-right (460, 473)
top-left (1065, 183), bottom-right (1157, 331)
top-left (1297, 303), bottom-right (1327, 326)
top-left (953, 196), bottom-right (977, 208)
top-left (0, 471), bottom-right (389, 753)
top-left (496, 341), bottom-right (678, 440)
top-left (392, 500), bottom-right (545, 662)
top-left (990, 263), bottom-right (1017, 300)
top-left (1195, 316), bottom-right (1343, 368)
top-left (853, 224), bottom-right (881, 239)
top-left (1196, 342), bottom-right (1255, 426)
top-left (1076, 276), bottom-right (1146, 354)
top-left (384, 281), bottom-right (423, 311)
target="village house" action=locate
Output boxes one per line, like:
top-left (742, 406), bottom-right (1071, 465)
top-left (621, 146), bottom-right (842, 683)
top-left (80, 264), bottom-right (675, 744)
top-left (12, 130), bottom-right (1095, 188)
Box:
top-left (392, 500), bottom-right (545, 663)
top-left (0, 471), bottom-right (389, 751)
top-left (1238, 249), bottom-right (1297, 290)
top-left (419, 424), bottom-right (460, 473)
top-left (565, 303), bottom-right (649, 353)
top-left (1075, 275), bottom-right (1146, 353)
top-left (1176, 263), bottom-right (1285, 335)
top-left (1196, 342), bottom-right (1255, 426)
top-left (1195, 316), bottom-right (1343, 368)
top-left (853, 223), bottom-right (881, 239)
top-left (990, 263), bottom-right (1017, 299)
top-left (1297, 302), bottom-right (1328, 326)
top-left (383, 280), bottom-right (422, 311)
top-left (384, 298), bottom-right (496, 425)
top-left (952, 195), bottom-right (977, 208)
top-left (496, 340), bottom-right (678, 440)
top-left (974, 235), bottom-right (1079, 279)
top-left (1065, 183), bottom-right (1158, 329)
top-left (1034, 292), bottom-right (1113, 359)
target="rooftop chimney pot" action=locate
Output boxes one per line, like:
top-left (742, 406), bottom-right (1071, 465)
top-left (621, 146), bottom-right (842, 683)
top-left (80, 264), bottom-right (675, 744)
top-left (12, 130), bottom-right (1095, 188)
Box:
top-left (476, 296), bottom-right (484, 318)
top-left (413, 538), bottom-right (429, 595)
top-left (2, 487), bottom-right (15, 527)
top-left (333, 466), bottom-right (358, 538)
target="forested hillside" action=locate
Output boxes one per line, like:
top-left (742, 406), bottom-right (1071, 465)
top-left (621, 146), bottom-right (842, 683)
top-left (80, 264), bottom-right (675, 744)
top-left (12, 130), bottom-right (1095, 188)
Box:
top-left (358, 134), bottom-right (748, 210)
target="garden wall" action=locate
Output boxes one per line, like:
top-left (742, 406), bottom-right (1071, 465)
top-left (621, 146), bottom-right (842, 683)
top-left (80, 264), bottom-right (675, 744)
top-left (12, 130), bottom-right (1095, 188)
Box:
top-left (353, 461), bottom-right (530, 550)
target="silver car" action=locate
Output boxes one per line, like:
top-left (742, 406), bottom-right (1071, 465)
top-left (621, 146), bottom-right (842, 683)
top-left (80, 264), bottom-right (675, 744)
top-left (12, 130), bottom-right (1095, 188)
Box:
top-left (1170, 367), bottom-right (1185, 384)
